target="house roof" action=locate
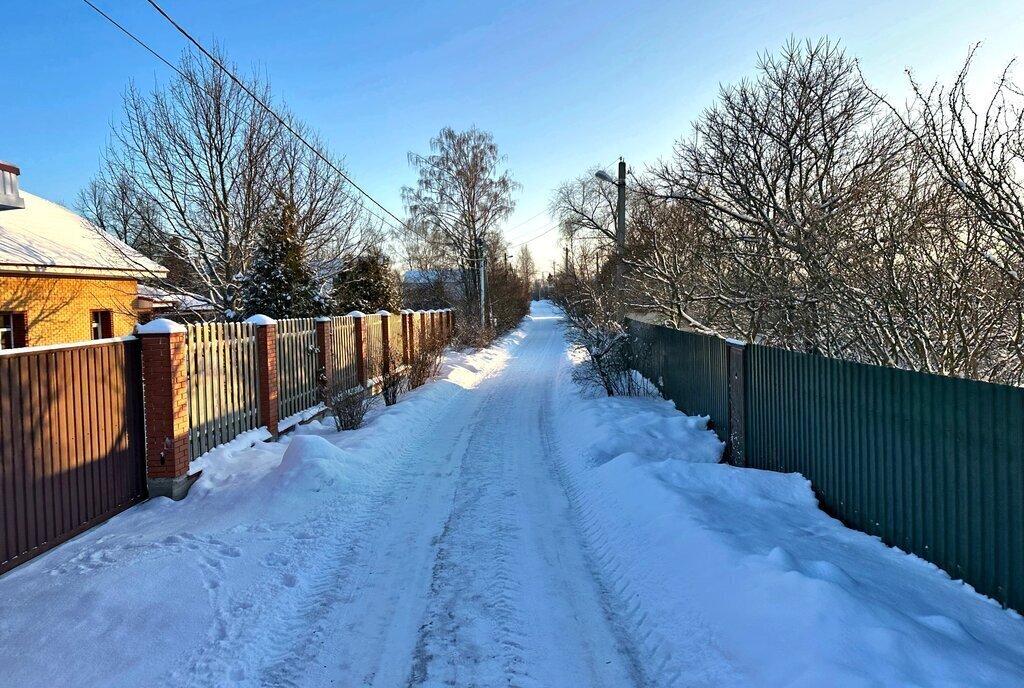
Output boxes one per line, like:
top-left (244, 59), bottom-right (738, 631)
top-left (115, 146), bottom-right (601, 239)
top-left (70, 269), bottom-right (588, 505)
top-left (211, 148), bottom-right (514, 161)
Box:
top-left (403, 269), bottom-right (466, 284)
top-left (0, 190), bottom-right (167, 279)
top-left (136, 284), bottom-right (213, 311)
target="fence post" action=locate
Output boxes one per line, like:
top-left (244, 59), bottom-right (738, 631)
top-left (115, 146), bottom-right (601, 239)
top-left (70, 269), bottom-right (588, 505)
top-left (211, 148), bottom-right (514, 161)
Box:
top-left (401, 310), bottom-right (413, 365)
top-left (137, 319), bottom-right (192, 500)
top-left (418, 310), bottom-right (427, 349)
top-left (350, 311), bottom-right (368, 386)
top-left (246, 315), bottom-right (279, 438)
top-left (726, 339), bottom-right (747, 467)
top-left (314, 316), bottom-right (333, 390)
top-left (379, 311), bottom-right (393, 377)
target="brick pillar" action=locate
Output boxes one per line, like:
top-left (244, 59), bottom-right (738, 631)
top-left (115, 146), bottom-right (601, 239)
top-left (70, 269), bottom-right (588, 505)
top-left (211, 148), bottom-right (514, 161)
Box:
top-left (447, 309), bottom-right (455, 341)
top-left (246, 315), bottom-right (279, 437)
top-left (351, 311), bottom-right (368, 386)
top-left (380, 312), bottom-right (393, 376)
top-left (314, 316), bottom-right (333, 390)
top-left (138, 319), bottom-right (191, 500)
top-left (418, 311), bottom-right (427, 348)
top-left (401, 310), bottom-right (413, 365)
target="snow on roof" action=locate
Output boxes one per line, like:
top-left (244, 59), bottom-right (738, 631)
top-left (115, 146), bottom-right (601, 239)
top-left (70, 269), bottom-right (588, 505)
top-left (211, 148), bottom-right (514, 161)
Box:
top-left (403, 269), bottom-right (465, 284)
top-left (136, 284), bottom-right (214, 311)
top-left (0, 189), bottom-right (167, 278)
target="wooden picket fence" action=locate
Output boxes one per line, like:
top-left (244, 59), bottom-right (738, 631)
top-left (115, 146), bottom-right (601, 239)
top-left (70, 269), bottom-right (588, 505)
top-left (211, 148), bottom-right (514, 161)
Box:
top-left (184, 322), bottom-right (260, 459)
top-left (275, 318), bottom-right (319, 422)
top-left (330, 316), bottom-right (360, 392)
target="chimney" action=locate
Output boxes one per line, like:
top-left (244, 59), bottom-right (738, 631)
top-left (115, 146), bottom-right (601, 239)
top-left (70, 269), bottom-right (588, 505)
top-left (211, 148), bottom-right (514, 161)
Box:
top-left (0, 161), bottom-right (25, 211)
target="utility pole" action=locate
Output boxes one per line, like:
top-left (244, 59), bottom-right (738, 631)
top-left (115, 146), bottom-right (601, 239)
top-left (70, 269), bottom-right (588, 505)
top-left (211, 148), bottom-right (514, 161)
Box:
top-left (595, 158), bottom-right (627, 320)
top-left (477, 237), bottom-right (487, 329)
top-left (615, 158), bottom-right (627, 321)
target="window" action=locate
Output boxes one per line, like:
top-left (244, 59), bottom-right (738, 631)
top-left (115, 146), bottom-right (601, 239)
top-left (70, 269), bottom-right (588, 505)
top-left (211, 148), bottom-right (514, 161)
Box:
top-left (0, 312), bottom-right (27, 350)
top-left (90, 310), bottom-right (113, 340)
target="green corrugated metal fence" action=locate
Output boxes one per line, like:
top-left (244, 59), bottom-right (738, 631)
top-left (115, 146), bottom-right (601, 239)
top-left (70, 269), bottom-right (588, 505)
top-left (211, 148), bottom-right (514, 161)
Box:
top-left (632, 320), bottom-right (1024, 612)
top-left (627, 319), bottom-right (729, 441)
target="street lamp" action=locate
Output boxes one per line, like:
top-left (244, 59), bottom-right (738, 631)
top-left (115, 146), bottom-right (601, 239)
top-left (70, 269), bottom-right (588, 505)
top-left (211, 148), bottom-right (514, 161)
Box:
top-left (595, 158), bottom-right (627, 320)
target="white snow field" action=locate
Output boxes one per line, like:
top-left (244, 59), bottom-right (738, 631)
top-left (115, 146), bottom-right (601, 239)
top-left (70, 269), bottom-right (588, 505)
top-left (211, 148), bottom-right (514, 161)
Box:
top-left (2, 301), bottom-right (1024, 687)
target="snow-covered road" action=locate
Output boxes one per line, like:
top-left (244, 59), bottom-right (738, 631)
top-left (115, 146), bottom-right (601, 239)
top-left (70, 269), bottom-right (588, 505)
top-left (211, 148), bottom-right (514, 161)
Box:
top-left (3, 301), bottom-right (1024, 687)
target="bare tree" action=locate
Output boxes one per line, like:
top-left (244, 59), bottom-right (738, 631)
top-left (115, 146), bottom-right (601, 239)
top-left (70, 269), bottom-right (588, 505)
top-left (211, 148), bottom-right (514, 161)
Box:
top-left (94, 49), bottom-right (366, 317)
top-left (401, 126), bottom-right (518, 321)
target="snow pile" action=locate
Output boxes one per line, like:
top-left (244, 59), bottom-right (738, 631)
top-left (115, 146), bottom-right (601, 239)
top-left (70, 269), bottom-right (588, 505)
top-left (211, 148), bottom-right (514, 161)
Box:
top-left (555, 346), bottom-right (1024, 686)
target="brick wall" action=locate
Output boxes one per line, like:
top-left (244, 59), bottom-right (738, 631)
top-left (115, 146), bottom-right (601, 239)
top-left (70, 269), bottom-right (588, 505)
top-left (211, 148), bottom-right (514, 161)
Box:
top-left (0, 274), bottom-right (140, 346)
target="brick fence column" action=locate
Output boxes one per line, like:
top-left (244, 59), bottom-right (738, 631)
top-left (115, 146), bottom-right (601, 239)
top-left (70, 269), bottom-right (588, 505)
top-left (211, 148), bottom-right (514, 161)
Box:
top-left (314, 316), bottom-right (333, 390)
top-left (447, 308), bottom-right (455, 341)
top-left (379, 311), bottom-right (393, 376)
top-left (400, 310), bottom-right (413, 365)
top-left (350, 311), bottom-right (367, 386)
top-left (137, 319), bottom-right (191, 500)
top-left (417, 310), bottom-right (427, 350)
top-left (245, 315), bottom-right (279, 438)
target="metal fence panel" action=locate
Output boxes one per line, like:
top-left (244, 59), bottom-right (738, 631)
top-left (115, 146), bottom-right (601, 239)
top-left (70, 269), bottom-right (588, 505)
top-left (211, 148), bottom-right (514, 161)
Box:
top-left (0, 338), bottom-right (146, 574)
top-left (329, 316), bottom-right (359, 392)
top-left (364, 314), bottom-right (383, 381)
top-left (185, 322), bottom-right (260, 459)
top-left (744, 343), bottom-right (1024, 611)
top-left (276, 318), bottom-right (319, 420)
top-left (627, 318), bottom-right (730, 441)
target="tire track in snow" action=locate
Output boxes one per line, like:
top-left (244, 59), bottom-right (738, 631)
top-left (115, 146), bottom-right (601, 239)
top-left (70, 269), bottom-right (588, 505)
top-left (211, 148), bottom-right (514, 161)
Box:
top-left (539, 315), bottom-right (742, 687)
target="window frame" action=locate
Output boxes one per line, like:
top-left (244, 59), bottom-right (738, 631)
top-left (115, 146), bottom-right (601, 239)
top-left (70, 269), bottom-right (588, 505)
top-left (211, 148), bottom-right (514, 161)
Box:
top-left (0, 311), bottom-right (28, 350)
top-left (90, 309), bottom-right (114, 340)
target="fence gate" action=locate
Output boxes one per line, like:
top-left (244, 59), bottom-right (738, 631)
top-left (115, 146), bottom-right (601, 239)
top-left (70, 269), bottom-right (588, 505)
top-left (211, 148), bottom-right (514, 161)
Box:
top-left (0, 338), bottom-right (147, 574)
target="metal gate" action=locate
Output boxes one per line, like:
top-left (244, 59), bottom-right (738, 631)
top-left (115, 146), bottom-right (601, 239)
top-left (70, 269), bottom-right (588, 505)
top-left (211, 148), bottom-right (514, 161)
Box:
top-left (0, 338), bottom-right (147, 574)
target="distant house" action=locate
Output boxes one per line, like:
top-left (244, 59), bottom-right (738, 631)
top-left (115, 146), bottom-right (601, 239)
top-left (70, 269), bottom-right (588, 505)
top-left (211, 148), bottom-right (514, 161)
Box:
top-left (135, 285), bottom-right (215, 323)
top-left (402, 268), bottom-right (467, 310)
top-left (0, 162), bottom-right (167, 349)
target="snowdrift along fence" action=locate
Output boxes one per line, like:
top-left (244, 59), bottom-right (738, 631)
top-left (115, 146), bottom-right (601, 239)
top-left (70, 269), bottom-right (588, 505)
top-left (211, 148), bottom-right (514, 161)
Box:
top-left (0, 309), bottom-right (455, 577)
top-left (628, 318), bottom-right (1024, 612)
top-left (0, 338), bottom-right (147, 575)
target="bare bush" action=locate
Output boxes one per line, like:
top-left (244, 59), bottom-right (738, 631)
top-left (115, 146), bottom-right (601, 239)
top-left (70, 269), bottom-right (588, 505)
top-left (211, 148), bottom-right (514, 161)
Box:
top-left (453, 315), bottom-right (496, 349)
top-left (408, 331), bottom-right (446, 389)
top-left (368, 346), bottom-right (407, 407)
top-left (320, 381), bottom-right (374, 431)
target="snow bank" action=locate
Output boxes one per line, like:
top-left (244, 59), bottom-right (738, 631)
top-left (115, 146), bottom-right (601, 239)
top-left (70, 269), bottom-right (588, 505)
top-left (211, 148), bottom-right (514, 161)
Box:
top-left (554, 337), bottom-right (1024, 686)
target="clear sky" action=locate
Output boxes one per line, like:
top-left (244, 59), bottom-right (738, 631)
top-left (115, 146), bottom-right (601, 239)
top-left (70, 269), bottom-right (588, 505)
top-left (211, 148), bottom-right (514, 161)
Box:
top-left (4, 1), bottom-right (1023, 272)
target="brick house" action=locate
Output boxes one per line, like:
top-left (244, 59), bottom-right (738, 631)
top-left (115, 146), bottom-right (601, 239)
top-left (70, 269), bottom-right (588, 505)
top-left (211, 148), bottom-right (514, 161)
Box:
top-left (0, 162), bottom-right (167, 349)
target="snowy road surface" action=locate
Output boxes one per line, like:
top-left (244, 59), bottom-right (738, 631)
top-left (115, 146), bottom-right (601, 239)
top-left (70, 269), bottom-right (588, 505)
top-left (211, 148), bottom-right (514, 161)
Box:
top-left (2, 302), bottom-right (1024, 687)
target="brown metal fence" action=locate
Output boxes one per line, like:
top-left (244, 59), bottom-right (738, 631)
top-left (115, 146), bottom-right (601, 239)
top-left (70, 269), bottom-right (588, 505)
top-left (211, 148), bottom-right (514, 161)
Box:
top-left (275, 318), bottom-right (319, 421)
top-left (0, 338), bottom-right (147, 574)
top-left (185, 322), bottom-right (260, 459)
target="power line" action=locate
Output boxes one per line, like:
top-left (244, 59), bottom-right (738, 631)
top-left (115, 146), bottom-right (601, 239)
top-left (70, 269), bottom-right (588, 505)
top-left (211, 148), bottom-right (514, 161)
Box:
top-left (81, 0), bottom-right (408, 236)
top-left (144, 0), bottom-right (409, 230)
top-left (145, 0), bottom-right (409, 231)
top-left (508, 222), bottom-right (559, 249)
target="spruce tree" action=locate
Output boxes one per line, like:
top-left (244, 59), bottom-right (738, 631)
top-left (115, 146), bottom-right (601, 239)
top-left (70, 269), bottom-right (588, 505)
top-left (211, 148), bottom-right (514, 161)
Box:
top-left (241, 197), bottom-right (318, 318)
top-left (332, 248), bottom-right (399, 313)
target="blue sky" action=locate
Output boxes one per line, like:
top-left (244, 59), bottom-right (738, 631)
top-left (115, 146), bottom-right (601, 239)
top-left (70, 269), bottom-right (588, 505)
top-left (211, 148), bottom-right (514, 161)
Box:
top-left (5, 1), bottom-right (1023, 270)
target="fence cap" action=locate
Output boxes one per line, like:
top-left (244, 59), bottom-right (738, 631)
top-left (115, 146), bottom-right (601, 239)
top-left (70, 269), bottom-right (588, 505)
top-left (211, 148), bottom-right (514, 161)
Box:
top-left (725, 337), bottom-right (748, 347)
top-left (400, 309), bottom-right (414, 314)
top-left (243, 314), bottom-right (277, 326)
top-left (314, 316), bottom-right (332, 323)
top-left (376, 309), bottom-right (392, 316)
top-left (346, 310), bottom-right (365, 318)
top-left (136, 318), bottom-right (186, 335)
